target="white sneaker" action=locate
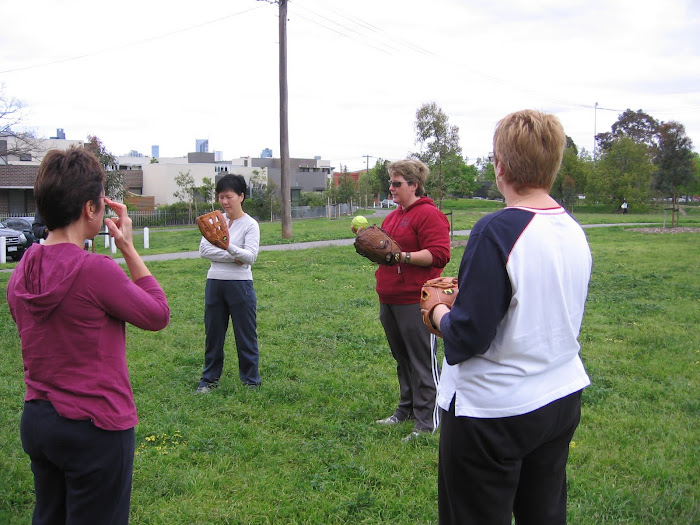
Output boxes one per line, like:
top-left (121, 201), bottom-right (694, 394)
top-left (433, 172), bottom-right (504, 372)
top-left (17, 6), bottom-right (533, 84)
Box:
top-left (375, 415), bottom-right (404, 425)
top-left (402, 429), bottom-right (433, 442)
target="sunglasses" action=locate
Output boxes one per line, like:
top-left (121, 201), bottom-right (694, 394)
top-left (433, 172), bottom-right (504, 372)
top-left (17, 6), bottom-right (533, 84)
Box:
top-left (388, 180), bottom-right (410, 188)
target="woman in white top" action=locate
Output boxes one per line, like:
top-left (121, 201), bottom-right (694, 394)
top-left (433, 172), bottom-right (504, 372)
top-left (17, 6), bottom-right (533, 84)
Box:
top-left (429, 110), bottom-right (592, 524)
top-left (197, 174), bottom-right (261, 392)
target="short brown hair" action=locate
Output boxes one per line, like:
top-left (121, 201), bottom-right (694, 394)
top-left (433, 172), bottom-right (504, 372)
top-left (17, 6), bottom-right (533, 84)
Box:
top-left (34, 147), bottom-right (105, 230)
top-left (387, 159), bottom-right (429, 197)
top-left (493, 110), bottom-right (566, 192)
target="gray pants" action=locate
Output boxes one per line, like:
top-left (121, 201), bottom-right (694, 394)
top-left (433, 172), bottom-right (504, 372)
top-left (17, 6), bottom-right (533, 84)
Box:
top-left (379, 302), bottom-right (440, 432)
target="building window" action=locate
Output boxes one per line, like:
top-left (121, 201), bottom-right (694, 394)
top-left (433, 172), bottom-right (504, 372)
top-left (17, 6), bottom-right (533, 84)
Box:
top-left (19, 153), bottom-right (32, 161)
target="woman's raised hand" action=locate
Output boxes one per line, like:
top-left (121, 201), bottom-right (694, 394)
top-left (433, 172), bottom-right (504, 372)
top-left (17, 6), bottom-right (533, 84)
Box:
top-left (104, 198), bottom-right (134, 251)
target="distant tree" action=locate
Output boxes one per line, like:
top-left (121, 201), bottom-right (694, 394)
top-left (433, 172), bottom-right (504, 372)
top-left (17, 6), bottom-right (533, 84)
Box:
top-left (0, 84), bottom-right (26, 136)
top-left (370, 158), bottom-right (390, 199)
top-left (85, 135), bottom-right (124, 201)
top-left (249, 169), bottom-right (266, 197)
top-left (336, 166), bottom-right (357, 206)
top-left (412, 102), bottom-right (462, 209)
top-left (300, 191), bottom-right (325, 207)
top-left (245, 172), bottom-right (279, 222)
top-left (198, 176), bottom-right (216, 211)
top-left (652, 122), bottom-right (696, 226)
top-left (357, 171), bottom-right (372, 208)
top-left (324, 184), bottom-right (339, 204)
top-left (596, 109), bottom-right (660, 154)
top-left (443, 155), bottom-right (478, 198)
top-left (173, 169), bottom-right (197, 217)
top-left (150, 157), bottom-right (159, 164)
top-left (471, 156), bottom-right (496, 198)
top-left (552, 136), bottom-right (590, 207)
top-left (689, 153), bottom-right (700, 197)
top-left (475, 156), bottom-right (495, 182)
top-left (587, 137), bottom-right (654, 205)
top-left (0, 84), bottom-right (40, 160)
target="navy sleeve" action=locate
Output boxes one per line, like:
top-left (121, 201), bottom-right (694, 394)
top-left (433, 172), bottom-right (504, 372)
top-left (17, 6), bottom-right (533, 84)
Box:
top-left (440, 209), bottom-right (533, 365)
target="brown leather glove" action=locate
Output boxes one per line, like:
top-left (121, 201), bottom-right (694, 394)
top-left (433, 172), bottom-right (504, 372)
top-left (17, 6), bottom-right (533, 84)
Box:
top-left (420, 277), bottom-right (459, 337)
top-left (354, 225), bottom-right (402, 265)
top-left (196, 210), bottom-right (229, 250)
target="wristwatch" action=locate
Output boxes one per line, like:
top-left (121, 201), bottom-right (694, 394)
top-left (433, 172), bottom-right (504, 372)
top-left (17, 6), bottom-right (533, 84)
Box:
top-left (404, 252), bottom-right (411, 264)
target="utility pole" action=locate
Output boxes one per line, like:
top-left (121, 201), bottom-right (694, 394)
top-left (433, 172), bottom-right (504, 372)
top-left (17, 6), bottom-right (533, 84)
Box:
top-left (593, 101), bottom-right (598, 167)
top-left (259, 0), bottom-right (292, 238)
top-left (363, 155), bottom-right (373, 208)
top-left (279, 0), bottom-right (292, 238)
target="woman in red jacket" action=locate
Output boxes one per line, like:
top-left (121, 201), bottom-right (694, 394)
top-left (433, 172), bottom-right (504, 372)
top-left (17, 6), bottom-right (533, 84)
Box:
top-left (374, 159), bottom-right (451, 441)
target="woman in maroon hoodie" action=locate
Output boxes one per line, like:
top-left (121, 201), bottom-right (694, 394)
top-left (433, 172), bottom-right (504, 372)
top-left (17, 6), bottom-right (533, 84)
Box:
top-left (374, 159), bottom-right (451, 441)
top-left (7, 147), bottom-right (170, 525)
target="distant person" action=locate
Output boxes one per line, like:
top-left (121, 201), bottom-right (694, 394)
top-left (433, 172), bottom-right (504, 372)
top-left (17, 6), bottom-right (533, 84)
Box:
top-left (429, 110), bottom-right (592, 523)
top-left (197, 174), bottom-right (261, 393)
top-left (621, 200), bottom-right (628, 214)
top-left (32, 209), bottom-right (48, 241)
top-left (7, 147), bottom-right (170, 524)
top-left (35, 209), bottom-right (91, 249)
top-left (373, 159), bottom-right (451, 441)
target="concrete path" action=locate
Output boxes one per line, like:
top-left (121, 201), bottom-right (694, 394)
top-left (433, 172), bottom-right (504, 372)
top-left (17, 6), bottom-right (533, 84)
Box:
top-left (0, 221), bottom-right (658, 270)
top-left (130, 238), bottom-right (360, 264)
top-left (124, 222), bottom-right (655, 264)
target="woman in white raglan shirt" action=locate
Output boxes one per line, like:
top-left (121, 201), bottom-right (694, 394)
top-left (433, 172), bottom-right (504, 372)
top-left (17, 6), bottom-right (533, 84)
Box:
top-left (429, 110), bottom-right (592, 524)
top-left (197, 174), bottom-right (261, 392)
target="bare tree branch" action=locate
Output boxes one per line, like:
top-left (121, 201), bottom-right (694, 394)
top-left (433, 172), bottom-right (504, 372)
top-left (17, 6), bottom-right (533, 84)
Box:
top-left (0, 83), bottom-right (41, 160)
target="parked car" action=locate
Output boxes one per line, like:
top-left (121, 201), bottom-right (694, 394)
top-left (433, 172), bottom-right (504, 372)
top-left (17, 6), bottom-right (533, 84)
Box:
top-left (0, 221), bottom-right (28, 261)
top-left (3, 217), bottom-right (39, 246)
top-left (380, 199), bottom-right (398, 208)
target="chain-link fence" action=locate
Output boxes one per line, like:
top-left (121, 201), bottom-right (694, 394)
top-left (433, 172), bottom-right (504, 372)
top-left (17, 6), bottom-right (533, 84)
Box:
top-left (127, 203), bottom-right (356, 228)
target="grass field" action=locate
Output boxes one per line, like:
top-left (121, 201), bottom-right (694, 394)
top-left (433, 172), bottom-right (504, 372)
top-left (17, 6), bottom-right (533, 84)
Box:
top-left (1, 208), bottom-right (698, 523)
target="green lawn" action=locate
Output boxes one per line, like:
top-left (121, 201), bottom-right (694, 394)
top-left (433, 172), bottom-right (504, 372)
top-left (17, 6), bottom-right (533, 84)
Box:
top-left (1, 213), bottom-right (698, 523)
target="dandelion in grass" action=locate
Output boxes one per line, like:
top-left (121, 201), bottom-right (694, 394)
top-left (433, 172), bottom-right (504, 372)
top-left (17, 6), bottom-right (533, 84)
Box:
top-left (136, 432), bottom-right (187, 456)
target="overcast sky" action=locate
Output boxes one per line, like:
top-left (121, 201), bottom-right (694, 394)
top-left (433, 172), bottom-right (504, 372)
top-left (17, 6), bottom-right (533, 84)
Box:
top-left (2, 0), bottom-right (699, 172)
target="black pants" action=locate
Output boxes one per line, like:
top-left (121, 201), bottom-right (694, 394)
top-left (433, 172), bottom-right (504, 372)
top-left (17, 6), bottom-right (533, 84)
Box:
top-left (202, 279), bottom-right (260, 386)
top-left (438, 390), bottom-right (582, 525)
top-left (21, 400), bottom-right (134, 525)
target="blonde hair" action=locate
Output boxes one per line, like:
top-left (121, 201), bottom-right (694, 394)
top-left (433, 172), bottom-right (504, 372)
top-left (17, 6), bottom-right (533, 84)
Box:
top-left (493, 110), bottom-right (566, 192)
top-left (387, 159), bottom-right (429, 196)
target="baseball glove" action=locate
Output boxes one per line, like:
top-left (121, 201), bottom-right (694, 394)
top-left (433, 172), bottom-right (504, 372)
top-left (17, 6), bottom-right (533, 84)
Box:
top-left (196, 210), bottom-right (229, 250)
top-left (354, 225), bottom-right (402, 265)
top-left (420, 277), bottom-right (459, 337)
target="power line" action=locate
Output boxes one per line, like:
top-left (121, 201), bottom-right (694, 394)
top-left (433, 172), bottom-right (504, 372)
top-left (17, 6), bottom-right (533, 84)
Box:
top-left (308, 4), bottom-right (434, 56)
top-left (291, 11), bottom-right (394, 55)
top-left (292, 6), bottom-right (404, 55)
top-left (0, 6), bottom-right (264, 75)
top-left (293, 4), bottom-right (434, 56)
top-left (288, 5), bottom-right (686, 115)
